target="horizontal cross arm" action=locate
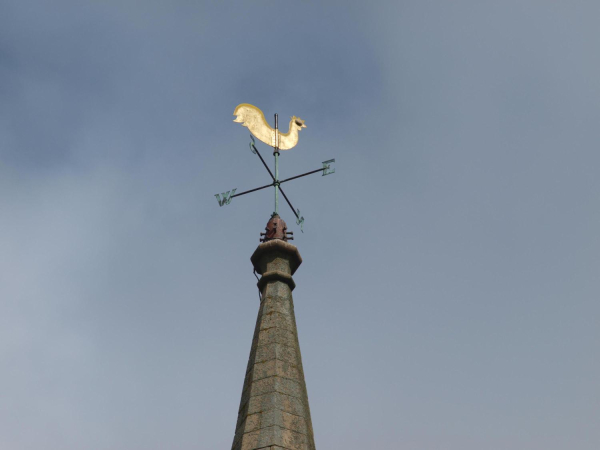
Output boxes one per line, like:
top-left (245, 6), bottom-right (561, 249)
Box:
top-left (279, 167), bottom-right (325, 185)
top-left (231, 182), bottom-right (275, 199)
top-left (279, 159), bottom-right (335, 185)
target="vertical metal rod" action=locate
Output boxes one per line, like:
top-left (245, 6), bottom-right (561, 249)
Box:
top-left (274, 113), bottom-right (279, 215)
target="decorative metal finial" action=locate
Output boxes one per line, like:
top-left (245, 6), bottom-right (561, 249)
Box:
top-left (215, 103), bottom-right (335, 236)
top-left (259, 214), bottom-right (294, 243)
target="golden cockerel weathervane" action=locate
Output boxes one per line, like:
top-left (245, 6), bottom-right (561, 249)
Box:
top-left (233, 103), bottom-right (306, 150)
top-left (215, 103), bottom-right (335, 232)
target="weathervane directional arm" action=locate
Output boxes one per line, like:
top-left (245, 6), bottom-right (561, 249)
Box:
top-left (279, 159), bottom-right (335, 185)
top-left (278, 186), bottom-right (298, 219)
top-left (251, 136), bottom-right (335, 186)
top-left (250, 137), bottom-right (276, 182)
top-left (278, 185), bottom-right (305, 232)
top-left (230, 181), bottom-right (274, 199)
top-left (214, 138), bottom-right (276, 207)
top-left (279, 168), bottom-right (323, 185)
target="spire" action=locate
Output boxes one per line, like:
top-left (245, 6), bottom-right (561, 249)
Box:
top-left (231, 217), bottom-right (316, 450)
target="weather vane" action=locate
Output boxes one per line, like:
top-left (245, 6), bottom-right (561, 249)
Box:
top-left (214, 103), bottom-right (335, 233)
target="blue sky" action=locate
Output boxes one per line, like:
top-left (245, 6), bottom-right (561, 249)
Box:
top-left (1, 1), bottom-right (599, 449)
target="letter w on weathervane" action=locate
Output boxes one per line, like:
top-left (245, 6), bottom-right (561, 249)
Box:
top-left (215, 189), bottom-right (237, 207)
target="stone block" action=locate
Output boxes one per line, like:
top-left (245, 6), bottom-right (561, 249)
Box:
top-left (265, 256), bottom-right (291, 275)
top-left (261, 293), bottom-right (294, 316)
top-left (249, 376), bottom-right (304, 399)
top-left (254, 343), bottom-right (299, 365)
top-left (252, 425), bottom-right (309, 450)
top-left (259, 312), bottom-right (295, 332)
top-left (247, 391), bottom-right (308, 417)
top-left (237, 430), bottom-right (259, 450)
top-left (256, 327), bottom-right (297, 348)
top-left (243, 413), bottom-right (261, 433)
top-left (262, 281), bottom-right (292, 300)
top-left (280, 427), bottom-right (310, 449)
top-left (250, 360), bottom-right (301, 382)
top-left (260, 409), bottom-right (308, 435)
top-left (262, 295), bottom-right (294, 317)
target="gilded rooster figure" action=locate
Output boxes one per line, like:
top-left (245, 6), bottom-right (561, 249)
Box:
top-left (233, 103), bottom-right (306, 150)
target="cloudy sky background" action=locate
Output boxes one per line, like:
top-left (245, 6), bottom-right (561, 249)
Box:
top-left (1, 1), bottom-right (599, 449)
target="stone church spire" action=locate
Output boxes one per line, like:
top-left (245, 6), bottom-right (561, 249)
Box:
top-left (231, 215), bottom-right (316, 450)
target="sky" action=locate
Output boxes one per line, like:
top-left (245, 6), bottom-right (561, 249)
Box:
top-left (0, 1), bottom-right (599, 449)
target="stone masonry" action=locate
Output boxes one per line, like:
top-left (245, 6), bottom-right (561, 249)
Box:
top-left (231, 239), bottom-right (316, 450)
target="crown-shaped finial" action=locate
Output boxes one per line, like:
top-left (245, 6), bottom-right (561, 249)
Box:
top-left (259, 214), bottom-right (294, 242)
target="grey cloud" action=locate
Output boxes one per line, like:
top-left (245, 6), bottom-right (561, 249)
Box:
top-left (0, 1), bottom-right (598, 449)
